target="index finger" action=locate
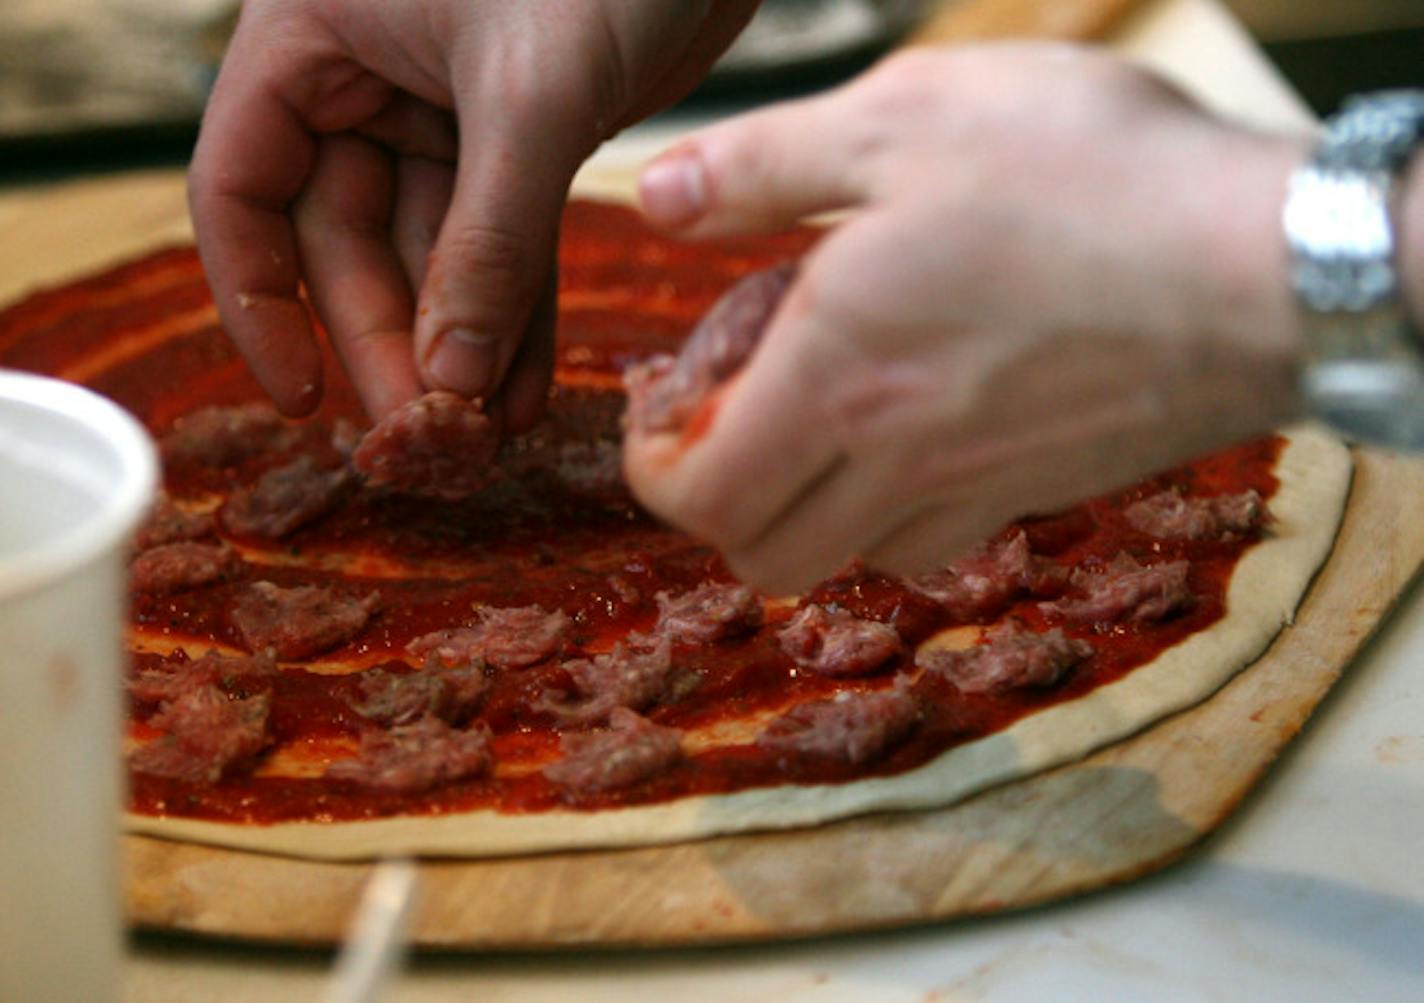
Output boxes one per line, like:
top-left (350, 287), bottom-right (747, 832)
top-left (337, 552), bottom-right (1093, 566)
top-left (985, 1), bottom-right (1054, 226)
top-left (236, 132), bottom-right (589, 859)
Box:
top-left (188, 36), bottom-right (324, 417)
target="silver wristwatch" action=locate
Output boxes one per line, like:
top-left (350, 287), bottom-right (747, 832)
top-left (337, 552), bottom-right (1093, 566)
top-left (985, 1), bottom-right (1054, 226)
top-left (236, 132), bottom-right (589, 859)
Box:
top-left (1284, 90), bottom-right (1424, 448)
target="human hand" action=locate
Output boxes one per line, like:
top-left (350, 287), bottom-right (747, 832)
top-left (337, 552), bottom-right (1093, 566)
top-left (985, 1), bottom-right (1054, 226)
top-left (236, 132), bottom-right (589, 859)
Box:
top-left (625, 44), bottom-right (1308, 593)
top-left (189, 0), bottom-right (759, 426)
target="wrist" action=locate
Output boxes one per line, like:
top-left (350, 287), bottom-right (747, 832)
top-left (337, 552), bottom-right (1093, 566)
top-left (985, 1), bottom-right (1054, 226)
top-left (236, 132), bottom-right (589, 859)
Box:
top-left (1400, 156), bottom-right (1424, 332)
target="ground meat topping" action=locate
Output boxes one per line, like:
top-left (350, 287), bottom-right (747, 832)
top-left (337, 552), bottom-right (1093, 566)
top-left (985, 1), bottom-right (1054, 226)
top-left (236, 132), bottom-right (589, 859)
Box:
top-left (130, 541), bottom-right (236, 595)
top-left (1044, 554), bottom-right (1193, 625)
top-left (910, 531), bottom-right (1066, 622)
top-left (134, 493), bottom-right (214, 550)
top-left (158, 401), bottom-right (298, 468)
top-left (352, 390), bottom-right (502, 499)
top-left (624, 263), bottom-right (796, 434)
top-left (477, 605), bottom-right (571, 669)
top-left (554, 439), bottom-right (625, 495)
top-left (1125, 489), bottom-right (1266, 540)
top-left (756, 679), bottom-right (920, 765)
top-left (543, 707), bottom-right (683, 793)
top-left (129, 686), bottom-right (272, 784)
top-left (653, 583), bottom-right (763, 644)
top-left (219, 455), bottom-right (354, 539)
top-left (606, 574), bottom-right (642, 606)
top-left (538, 636), bottom-right (678, 725)
top-left (231, 582), bottom-right (380, 660)
top-left (917, 621), bottom-right (1093, 694)
top-left (129, 649), bottom-right (277, 710)
top-left (777, 604), bottom-right (902, 677)
top-left (127, 667), bottom-right (199, 709)
top-left (326, 716), bottom-right (493, 793)
top-left (408, 604), bottom-right (570, 671)
top-left (330, 418), bottom-right (364, 458)
top-left (346, 665), bottom-right (488, 726)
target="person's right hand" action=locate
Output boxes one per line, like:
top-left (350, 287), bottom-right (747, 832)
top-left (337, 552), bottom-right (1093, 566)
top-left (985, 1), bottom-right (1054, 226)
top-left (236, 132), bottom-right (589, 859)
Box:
top-left (189, 0), bottom-right (760, 427)
top-left (625, 44), bottom-right (1308, 594)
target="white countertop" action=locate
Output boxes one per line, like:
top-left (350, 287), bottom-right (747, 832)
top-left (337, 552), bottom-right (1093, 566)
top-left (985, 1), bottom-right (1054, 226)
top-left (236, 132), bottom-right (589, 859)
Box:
top-left (91, 0), bottom-right (1423, 997)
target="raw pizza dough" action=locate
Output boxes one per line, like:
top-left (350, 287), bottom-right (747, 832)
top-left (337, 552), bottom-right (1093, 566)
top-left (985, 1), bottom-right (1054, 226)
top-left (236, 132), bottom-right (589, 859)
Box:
top-left (125, 423), bottom-right (1351, 860)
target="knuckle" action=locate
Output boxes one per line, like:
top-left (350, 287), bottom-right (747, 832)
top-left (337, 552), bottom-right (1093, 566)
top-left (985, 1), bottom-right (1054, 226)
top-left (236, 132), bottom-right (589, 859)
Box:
top-left (186, 153), bottom-right (236, 212)
top-left (442, 223), bottom-right (531, 281)
top-left (845, 52), bottom-right (955, 158)
top-left (860, 47), bottom-right (968, 111)
top-left (858, 67), bottom-right (931, 123)
top-left (431, 223), bottom-right (544, 330)
top-left (866, 48), bottom-right (940, 93)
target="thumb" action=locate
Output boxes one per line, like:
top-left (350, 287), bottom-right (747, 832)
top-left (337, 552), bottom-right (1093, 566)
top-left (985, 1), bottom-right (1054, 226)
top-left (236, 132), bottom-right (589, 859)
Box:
top-left (414, 121), bottom-right (577, 401)
top-left (638, 88), bottom-right (872, 238)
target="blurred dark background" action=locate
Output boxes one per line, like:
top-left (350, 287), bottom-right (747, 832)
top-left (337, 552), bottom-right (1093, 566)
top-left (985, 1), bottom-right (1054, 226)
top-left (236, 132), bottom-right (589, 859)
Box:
top-left (0, 0), bottom-right (1419, 185)
top-left (1267, 26), bottom-right (1423, 113)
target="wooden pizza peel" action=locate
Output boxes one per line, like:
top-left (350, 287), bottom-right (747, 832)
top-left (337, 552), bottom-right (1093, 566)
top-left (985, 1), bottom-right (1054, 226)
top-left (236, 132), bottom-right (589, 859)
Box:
top-left (115, 447), bottom-right (1424, 946)
top-left (2, 0), bottom-right (1414, 950)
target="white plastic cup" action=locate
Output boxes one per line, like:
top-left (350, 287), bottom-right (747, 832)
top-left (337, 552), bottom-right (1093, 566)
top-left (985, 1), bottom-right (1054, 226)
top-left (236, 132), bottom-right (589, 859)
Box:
top-left (0, 371), bottom-right (156, 1001)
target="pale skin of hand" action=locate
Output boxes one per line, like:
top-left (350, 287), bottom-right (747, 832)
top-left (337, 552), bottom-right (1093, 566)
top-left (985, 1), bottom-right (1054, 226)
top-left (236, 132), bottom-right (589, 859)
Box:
top-left (188, 0), bottom-right (759, 428)
top-left (626, 44), bottom-right (1316, 595)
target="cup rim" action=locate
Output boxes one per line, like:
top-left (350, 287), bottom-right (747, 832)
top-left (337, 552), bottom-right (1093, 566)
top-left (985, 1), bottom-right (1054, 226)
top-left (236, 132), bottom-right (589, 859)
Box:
top-left (0, 370), bottom-right (157, 601)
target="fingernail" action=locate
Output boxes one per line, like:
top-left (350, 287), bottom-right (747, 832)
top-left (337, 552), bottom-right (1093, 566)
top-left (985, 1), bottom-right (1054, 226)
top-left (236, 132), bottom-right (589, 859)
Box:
top-left (427, 328), bottom-right (496, 396)
top-left (640, 149), bottom-right (707, 228)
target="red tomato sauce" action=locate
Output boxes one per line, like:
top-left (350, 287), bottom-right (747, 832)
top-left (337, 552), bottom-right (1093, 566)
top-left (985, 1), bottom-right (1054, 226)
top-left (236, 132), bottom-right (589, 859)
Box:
top-left (0, 201), bottom-right (1282, 824)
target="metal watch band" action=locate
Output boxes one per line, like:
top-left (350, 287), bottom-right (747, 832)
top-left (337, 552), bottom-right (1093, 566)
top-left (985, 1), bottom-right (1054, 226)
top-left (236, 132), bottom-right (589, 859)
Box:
top-left (1283, 90), bottom-right (1424, 448)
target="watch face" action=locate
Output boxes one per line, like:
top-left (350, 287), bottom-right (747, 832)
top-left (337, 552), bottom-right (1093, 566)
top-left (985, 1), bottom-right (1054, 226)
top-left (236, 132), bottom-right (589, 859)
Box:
top-left (1285, 168), bottom-right (1397, 312)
